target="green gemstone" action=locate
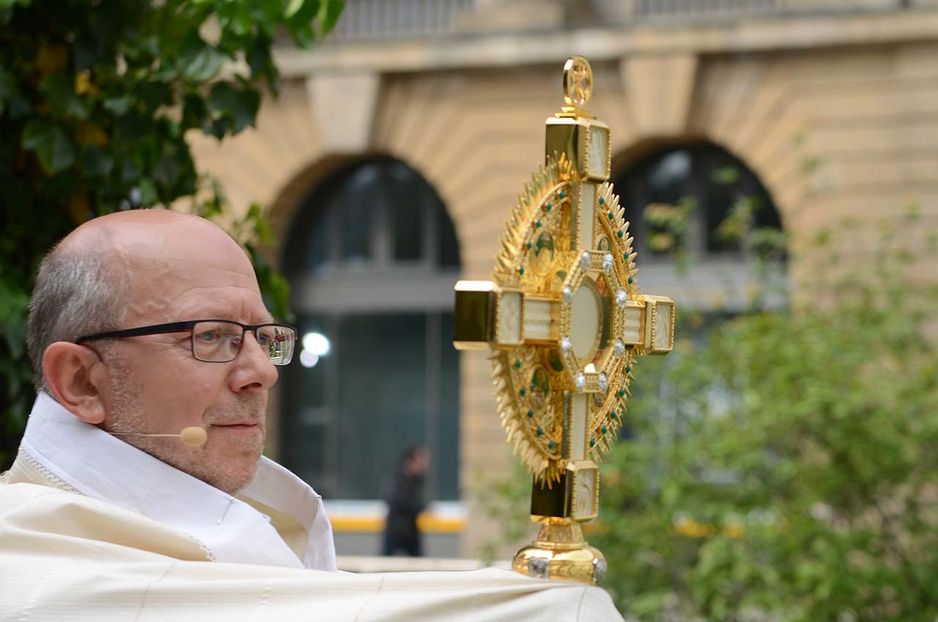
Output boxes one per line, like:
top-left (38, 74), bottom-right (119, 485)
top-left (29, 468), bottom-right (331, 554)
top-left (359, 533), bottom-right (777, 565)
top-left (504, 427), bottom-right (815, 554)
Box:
top-left (623, 252), bottom-right (629, 262)
top-left (547, 441), bottom-right (555, 450)
top-left (514, 359), bottom-right (522, 369)
top-left (526, 242), bottom-right (532, 250)
top-left (558, 191), bottom-right (565, 199)
top-left (527, 409), bottom-right (534, 418)
top-left (535, 220), bottom-right (541, 228)
top-left (625, 366), bottom-right (631, 373)
top-left (598, 197), bottom-right (605, 205)
top-left (612, 411), bottom-right (619, 420)
top-left (536, 427), bottom-right (543, 437)
top-left (618, 389), bottom-right (625, 397)
top-left (520, 387), bottom-right (526, 396)
top-left (627, 276), bottom-right (633, 284)
top-left (607, 211), bottom-right (613, 220)
top-left (590, 438), bottom-right (596, 447)
top-left (617, 230), bottom-right (623, 238)
top-left (519, 267), bottom-right (525, 275)
top-left (601, 426), bottom-right (607, 435)
top-left (545, 202), bottom-right (552, 211)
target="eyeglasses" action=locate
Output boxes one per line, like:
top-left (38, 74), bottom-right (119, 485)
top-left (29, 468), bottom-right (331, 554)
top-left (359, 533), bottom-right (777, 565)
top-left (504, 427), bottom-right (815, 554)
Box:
top-left (75, 320), bottom-right (296, 365)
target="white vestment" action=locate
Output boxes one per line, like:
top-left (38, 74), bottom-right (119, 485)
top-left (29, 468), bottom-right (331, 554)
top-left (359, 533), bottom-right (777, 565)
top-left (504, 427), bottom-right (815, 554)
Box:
top-left (9, 391), bottom-right (337, 569)
top-left (0, 393), bottom-right (624, 620)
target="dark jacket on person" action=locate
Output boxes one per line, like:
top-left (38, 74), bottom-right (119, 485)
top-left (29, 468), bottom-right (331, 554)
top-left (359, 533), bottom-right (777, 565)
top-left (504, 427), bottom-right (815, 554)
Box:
top-left (382, 471), bottom-right (426, 556)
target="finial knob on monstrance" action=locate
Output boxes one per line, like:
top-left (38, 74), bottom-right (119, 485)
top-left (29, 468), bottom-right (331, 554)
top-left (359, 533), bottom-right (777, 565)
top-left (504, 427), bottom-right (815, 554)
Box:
top-left (453, 56), bottom-right (675, 584)
top-left (563, 55), bottom-right (593, 110)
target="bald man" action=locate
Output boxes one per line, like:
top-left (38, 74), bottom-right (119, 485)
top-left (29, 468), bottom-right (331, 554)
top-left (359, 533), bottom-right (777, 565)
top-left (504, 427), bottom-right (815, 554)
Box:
top-left (0, 210), bottom-right (624, 621)
top-left (3, 209), bottom-right (336, 568)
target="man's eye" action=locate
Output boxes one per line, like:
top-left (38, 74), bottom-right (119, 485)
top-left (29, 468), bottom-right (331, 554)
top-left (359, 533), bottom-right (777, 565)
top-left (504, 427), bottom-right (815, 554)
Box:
top-left (195, 330), bottom-right (222, 343)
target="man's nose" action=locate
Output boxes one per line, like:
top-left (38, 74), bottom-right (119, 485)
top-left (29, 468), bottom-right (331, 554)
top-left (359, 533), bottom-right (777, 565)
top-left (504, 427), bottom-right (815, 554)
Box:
top-left (230, 330), bottom-right (278, 392)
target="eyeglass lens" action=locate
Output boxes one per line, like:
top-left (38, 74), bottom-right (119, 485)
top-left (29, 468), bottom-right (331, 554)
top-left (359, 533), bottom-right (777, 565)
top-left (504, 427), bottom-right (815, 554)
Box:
top-left (192, 321), bottom-right (295, 365)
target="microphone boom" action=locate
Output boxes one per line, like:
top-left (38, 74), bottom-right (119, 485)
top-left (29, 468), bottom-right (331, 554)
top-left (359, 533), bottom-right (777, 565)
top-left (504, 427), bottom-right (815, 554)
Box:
top-left (112, 426), bottom-right (207, 448)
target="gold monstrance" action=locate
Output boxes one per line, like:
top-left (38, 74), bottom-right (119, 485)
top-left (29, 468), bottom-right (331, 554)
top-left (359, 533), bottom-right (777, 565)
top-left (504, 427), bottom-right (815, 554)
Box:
top-left (453, 57), bottom-right (675, 584)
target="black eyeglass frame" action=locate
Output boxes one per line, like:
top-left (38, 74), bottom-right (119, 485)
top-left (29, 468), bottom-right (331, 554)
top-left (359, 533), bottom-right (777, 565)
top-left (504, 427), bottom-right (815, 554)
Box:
top-left (75, 319), bottom-right (297, 366)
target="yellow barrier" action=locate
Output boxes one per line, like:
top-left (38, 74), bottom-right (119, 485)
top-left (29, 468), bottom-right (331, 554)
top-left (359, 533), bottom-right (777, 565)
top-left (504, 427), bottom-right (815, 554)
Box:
top-left (329, 514), bottom-right (466, 534)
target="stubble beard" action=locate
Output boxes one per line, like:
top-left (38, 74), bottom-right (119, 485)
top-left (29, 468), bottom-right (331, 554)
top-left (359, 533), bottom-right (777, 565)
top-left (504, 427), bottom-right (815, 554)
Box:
top-left (106, 357), bottom-right (266, 495)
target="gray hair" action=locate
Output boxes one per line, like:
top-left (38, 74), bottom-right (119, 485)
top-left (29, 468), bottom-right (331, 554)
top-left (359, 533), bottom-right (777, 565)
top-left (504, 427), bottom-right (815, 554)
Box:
top-left (27, 241), bottom-right (128, 391)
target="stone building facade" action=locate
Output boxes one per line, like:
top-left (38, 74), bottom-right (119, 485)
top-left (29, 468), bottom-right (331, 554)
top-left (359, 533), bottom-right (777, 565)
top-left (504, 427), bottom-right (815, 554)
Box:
top-left (190, 1), bottom-right (938, 556)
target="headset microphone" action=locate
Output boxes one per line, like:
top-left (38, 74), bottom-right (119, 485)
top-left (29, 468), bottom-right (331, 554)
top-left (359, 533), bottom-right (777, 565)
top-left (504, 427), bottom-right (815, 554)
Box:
top-left (112, 426), bottom-right (208, 448)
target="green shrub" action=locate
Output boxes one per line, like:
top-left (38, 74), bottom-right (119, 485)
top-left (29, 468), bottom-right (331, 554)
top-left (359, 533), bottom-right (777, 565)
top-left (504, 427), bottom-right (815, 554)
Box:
top-left (0, 0), bottom-right (343, 466)
top-left (593, 237), bottom-right (938, 621)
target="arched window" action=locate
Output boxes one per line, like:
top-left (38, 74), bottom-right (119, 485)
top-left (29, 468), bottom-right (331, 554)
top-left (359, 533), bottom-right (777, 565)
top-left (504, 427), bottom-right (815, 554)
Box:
top-left (612, 142), bottom-right (786, 310)
top-left (279, 158), bottom-right (460, 503)
top-left (614, 142), bottom-right (784, 261)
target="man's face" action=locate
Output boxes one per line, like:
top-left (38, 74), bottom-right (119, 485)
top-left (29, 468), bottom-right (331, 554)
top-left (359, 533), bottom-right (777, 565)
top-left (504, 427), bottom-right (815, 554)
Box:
top-left (99, 223), bottom-right (278, 495)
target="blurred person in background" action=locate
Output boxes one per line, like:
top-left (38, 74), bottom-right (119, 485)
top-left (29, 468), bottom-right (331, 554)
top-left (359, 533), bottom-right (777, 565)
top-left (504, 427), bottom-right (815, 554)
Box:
top-left (382, 445), bottom-right (430, 556)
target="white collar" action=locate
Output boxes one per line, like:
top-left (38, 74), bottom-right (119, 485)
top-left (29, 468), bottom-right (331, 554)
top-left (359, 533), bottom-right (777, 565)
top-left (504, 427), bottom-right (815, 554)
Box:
top-left (18, 392), bottom-right (336, 571)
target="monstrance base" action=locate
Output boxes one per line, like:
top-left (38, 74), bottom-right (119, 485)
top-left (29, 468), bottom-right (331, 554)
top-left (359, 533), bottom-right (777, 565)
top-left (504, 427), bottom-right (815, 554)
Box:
top-left (511, 517), bottom-right (607, 584)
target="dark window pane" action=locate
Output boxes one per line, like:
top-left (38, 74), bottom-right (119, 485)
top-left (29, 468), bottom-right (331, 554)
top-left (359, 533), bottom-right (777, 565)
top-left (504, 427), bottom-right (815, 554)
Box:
top-left (337, 314), bottom-right (427, 500)
top-left (390, 167), bottom-right (424, 261)
top-left (438, 206), bottom-right (460, 267)
top-left (280, 315), bottom-right (333, 491)
top-left (437, 312), bottom-right (460, 500)
top-left (703, 151), bottom-right (742, 254)
top-left (613, 142), bottom-right (783, 261)
top-left (340, 166), bottom-right (379, 264)
top-left (286, 158), bottom-right (458, 271)
top-left (752, 186), bottom-right (782, 230)
top-left (646, 150), bottom-right (691, 205)
top-left (642, 150), bottom-right (692, 256)
top-left (619, 175), bottom-right (649, 256)
top-left (282, 195), bottom-right (332, 276)
top-left (309, 207), bottom-right (331, 270)
top-left (282, 311), bottom-right (461, 502)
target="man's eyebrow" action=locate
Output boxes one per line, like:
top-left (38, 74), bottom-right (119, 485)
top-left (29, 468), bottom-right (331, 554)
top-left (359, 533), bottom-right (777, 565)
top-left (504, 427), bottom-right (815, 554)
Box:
top-left (186, 308), bottom-right (274, 323)
top-left (177, 315), bottom-right (277, 326)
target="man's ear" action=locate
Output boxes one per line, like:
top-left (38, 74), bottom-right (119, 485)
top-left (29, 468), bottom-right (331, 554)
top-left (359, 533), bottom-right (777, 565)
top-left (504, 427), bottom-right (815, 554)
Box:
top-left (43, 342), bottom-right (109, 425)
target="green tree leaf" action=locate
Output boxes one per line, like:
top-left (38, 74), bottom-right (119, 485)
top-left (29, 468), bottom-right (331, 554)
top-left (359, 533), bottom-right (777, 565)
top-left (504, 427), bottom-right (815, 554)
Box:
top-left (208, 82), bottom-right (260, 134)
top-left (81, 146), bottom-right (114, 177)
top-left (22, 120), bottom-right (76, 173)
top-left (40, 73), bottom-right (92, 120)
top-left (103, 96), bottom-right (132, 116)
top-left (179, 39), bottom-right (227, 82)
top-left (318, 0), bottom-right (344, 37)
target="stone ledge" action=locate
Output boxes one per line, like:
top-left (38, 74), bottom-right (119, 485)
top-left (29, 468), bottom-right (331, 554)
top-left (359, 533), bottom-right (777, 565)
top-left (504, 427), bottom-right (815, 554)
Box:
top-left (276, 9), bottom-right (938, 76)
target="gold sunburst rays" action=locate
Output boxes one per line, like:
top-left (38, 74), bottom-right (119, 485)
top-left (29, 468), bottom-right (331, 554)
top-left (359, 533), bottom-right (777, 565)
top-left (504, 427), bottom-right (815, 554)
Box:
top-left (489, 155), bottom-right (577, 484)
top-left (494, 154), bottom-right (576, 289)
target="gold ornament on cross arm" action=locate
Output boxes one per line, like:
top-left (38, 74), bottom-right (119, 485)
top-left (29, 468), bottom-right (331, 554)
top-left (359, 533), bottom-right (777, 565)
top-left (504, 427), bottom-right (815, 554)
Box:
top-left (453, 56), bottom-right (675, 584)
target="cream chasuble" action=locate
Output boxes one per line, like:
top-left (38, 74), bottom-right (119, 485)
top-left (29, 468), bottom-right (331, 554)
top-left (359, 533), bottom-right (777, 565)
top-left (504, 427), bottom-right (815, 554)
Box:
top-left (0, 394), bottom-right (624, 620)
top-left (7, 391), bottom-right (336, 569)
